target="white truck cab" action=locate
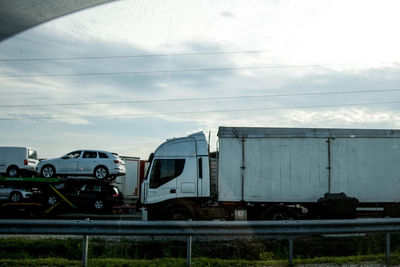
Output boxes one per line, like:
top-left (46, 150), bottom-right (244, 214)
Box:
top-left (141, 132), bottom-right (210, 206)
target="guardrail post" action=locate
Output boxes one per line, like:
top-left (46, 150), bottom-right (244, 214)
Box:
top-left (386, 232), bottom-right (391, 263)
top-left (288, 218), bottom-right (294, 266)
top-left (187, 219), bottom-right (192, 267)
top-left (187, 234), bottom-right (192, 267)
top-left (289, 237), bottom-right (293, 266)
top-left (82, 218), bottom-right (89, 267)
top-left (82, 234), bottom-right (89, 267)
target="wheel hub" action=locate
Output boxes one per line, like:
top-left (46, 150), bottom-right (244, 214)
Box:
top-left (96, 168), bottom-right (106, 179)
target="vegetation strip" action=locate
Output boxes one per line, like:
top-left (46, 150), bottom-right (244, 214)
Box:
top-left (0, 235), bottom-right (400, 266)
top-left (0, 256), bottom-right (398, 266)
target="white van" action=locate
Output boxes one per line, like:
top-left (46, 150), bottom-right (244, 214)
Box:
top-left (0, 147), bottom-right (39, 177)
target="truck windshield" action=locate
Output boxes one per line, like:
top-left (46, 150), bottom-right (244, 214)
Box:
top-left (149, 159), bottom-right (185, 188)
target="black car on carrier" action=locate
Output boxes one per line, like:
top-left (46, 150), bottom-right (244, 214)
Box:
top-left (47, 179), bottom-right (123, 213)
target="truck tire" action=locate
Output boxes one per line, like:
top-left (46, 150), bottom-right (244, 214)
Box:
top-left (166, 206), bottom-right (193, 221)
top-left (7, 166), bottom-right (19, 177)
top-left (269, 209), bottom-right (289, 220)
top-left (264, 205), bottom-right (295, 220)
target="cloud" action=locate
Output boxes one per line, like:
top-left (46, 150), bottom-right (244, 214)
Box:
top-left (1, 32), bottom-right (400, 126)
top-left (220, 11), bottom-right (235, 18)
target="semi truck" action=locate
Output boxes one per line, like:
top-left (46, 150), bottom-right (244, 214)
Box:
top-left (141, 127), bottom-right (400, 220)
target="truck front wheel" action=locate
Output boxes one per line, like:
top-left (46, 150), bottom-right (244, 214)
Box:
top-left (166, 206), bottom-right (193, 221)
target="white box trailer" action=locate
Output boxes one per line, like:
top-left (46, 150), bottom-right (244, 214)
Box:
top-left (218, 127), bottom-right (400, 203)
top-left (142, 127), bottom-right (400, 220)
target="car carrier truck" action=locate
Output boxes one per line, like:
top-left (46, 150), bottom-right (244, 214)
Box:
top-left (141, 127), bottom-right (400, 220)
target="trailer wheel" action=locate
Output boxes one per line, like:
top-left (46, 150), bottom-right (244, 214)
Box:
top-left (10, 191), bottom-right (22, 203)
top-left (94, 166), bottom-right (108, 180)
top-left (41, 165), bottom-right (55, 178)
top-left (7, 166), bottom-right (19, 177)
top-left (265, 206), bottom-right (294, 220)
top-left (270, 209), bottom-right (289, 220)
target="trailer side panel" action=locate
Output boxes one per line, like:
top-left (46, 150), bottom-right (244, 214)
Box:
top-left (331, 138), bottom-right (400, 202)
top-left (218, 137), bottom-right (329, 202)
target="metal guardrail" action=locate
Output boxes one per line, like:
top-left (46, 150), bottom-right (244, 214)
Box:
top-left (0, 218), bottom-right (400, 266)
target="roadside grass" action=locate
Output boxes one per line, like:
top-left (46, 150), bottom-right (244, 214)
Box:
top-left (1, 235), bottom-right (397, 260)
top-left (1, 235), bottom-right (400, 266)
top-left (0, 255), bottom-right (399, 267)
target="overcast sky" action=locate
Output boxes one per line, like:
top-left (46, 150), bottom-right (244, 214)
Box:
top-left (1, 0), bottom-right (400, 159)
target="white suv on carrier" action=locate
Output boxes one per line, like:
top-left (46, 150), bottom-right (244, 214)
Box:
top-left (37, 150), bottom-right (126, 180)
